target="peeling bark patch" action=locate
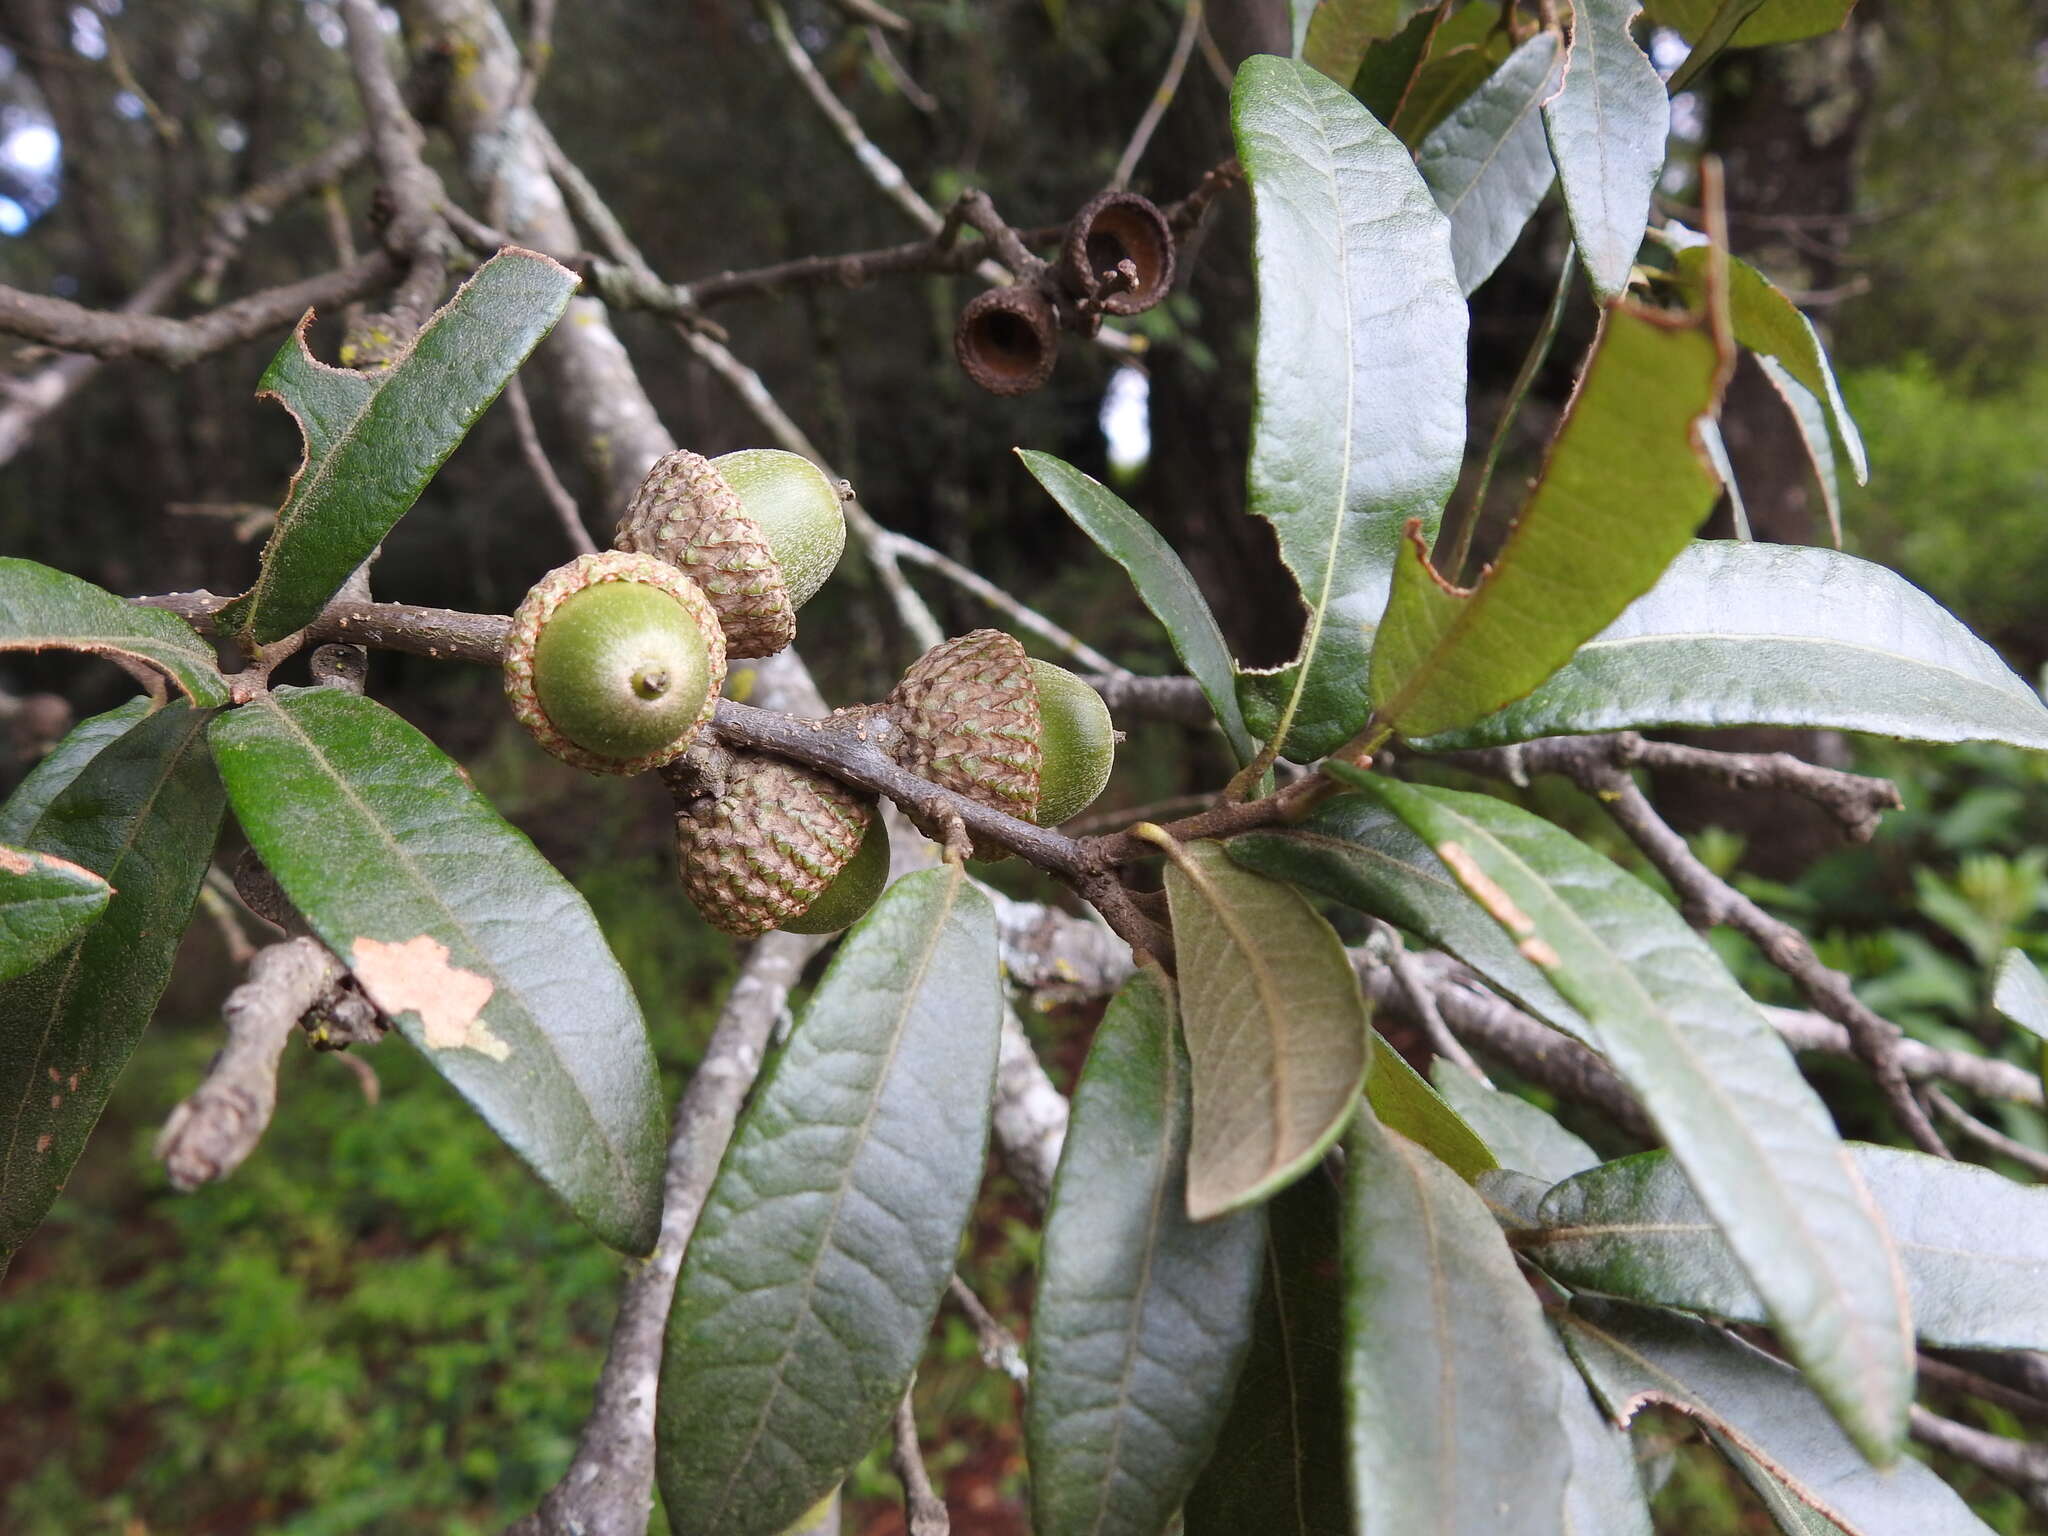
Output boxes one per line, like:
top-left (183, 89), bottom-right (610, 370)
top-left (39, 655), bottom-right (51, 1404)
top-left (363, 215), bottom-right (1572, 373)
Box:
top-left (349, 934), bottom-right (508, 1061)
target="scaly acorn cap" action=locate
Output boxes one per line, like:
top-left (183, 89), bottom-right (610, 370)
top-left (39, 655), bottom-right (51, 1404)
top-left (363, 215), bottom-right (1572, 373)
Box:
top-left (675, 752), bottom-right (885, 938)
top-left (504, 550), bottom-right (726, 776)
top-left (882, 629), bottom-right (1042, 857)
top-left (613, 448), bottom-right (847, 659)
top-left (1059, 190), bottom-right (1176, 316)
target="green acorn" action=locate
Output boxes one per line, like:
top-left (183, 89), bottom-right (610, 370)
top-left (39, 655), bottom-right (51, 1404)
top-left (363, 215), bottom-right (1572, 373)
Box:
top-left (882, 629), bottom-right (1115, 856)
top-left (675, 751), bottom-right (890, 938)
top-left (504, 551), bottom-right (726, 776)
top-left (614, 448), bottom-right (848, 659)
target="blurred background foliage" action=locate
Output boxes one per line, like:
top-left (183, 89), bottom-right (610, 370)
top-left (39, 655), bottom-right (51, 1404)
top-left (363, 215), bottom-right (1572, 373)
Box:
top-left (0, 0), bottom-right (2045, 1530)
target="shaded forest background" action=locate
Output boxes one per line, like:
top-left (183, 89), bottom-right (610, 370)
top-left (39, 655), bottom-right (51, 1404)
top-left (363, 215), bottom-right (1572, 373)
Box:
top-left (0, 1), bottom-right (2045, 1530)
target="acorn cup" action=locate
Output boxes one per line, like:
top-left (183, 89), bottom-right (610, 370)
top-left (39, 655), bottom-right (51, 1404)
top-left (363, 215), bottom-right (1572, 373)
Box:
top-left (1058, 190), bottom-right (1176, 316)
top-left (503, 550), bottom-right (727, 776)
top-left (614, 448), bottom-right (848, 659)
top-left (674, 752), bottom-right (891, 938)
top-left (881, 629), bottom-right (1115, 858)
top-left (954, 283), bottom-right (1061, 397)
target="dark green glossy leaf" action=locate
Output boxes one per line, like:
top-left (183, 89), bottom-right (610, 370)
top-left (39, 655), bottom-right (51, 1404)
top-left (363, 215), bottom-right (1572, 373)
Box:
top-left (1028, 966), bottom-right (1266, 1536)
top-left (1370, 301), bottom-right (1726, 742)
top-left (1343, 1112), bottom-right (1573, 1533)
top-left (0, 559), bottom-right (227, 707)
top-left (1651, 0), bottom-right (1857, 48)
top-left (0, 702), bottom-right (221, 1269)
top-left (1407, 542), bottom-right (2048, 753)
top-left (209, 686), bottom-right (662, 1253)
top-left (1430, 1060), bottom-right (1599, 1183)
top-left (1226, 792), bottom-right (1594, 1045)
top-left (1231, 55), bottom-right (1467, 761)
top-left (1561, 1363), bottom-right (1655, 1536)
top-left (1303, 0), bottom-right (1436, 89)
top-left (1993, 948), bottom-right (2048, 1039)
top-left (1186, 1172), bottom-right (1348, 1536)
top-left (1560, 1301), bottom-right (1993, 1534)
top-left (1017, 450), bottom-right (1255, 764)
top-left (1543, 0), bottom-right (1668, 301)
top-left (657, 864), bottom-right (999, 1536)
top-left (1527, 1144), bottom-right (2048, 1352)
top-left (1349, 4), bottom-right (1441, 122)
top-left (214, 249), bottom-right (578, 645)
top-left (0, 845), bottom-right (110, 984)
top-left (1673, 245), bottom-right (1865, 484)
top-left (1353, 774), bottom-right (1912, 1463)
top-left (1161, 838), bottom-right (1370, 1219)
top-left (1367, 1032), bottom-right (1495, 1182)
top-left (0, 698), bottom-right (152, 843)
top-left (1417, 30), bottom-right (1566, 295)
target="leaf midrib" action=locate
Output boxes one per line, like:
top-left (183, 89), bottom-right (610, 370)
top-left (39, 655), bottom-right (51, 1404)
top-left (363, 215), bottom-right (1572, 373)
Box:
top-left (1430, 799), bottom-right (1903, 1416)
top-left (708, 864), bottom-right (963, 1528)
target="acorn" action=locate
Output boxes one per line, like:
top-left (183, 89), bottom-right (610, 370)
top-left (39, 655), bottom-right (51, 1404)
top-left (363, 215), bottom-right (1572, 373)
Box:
top-left (954, 283), bottom-right (1060, 397)
top-left (614, 448), bottom-right (848, 658)
top-left (1058, 190), bottom-right (1176, 316)
top-left (504, 550), bottom-right (727, 776)
top-left (882, 629), bottom-right (1115, 856)
top-left (674, 752), bottom-right (891, 938)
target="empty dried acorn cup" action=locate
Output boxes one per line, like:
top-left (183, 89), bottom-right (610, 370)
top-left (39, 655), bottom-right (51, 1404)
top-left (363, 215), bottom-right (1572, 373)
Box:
top-left (1059, 190), bottom-right (1175, 315)
top-left (504, 550), bottom-right (727, 776)
top-left (883, 629), bottom-right (1115, 855)
top-left (614, 448), bottom-right (848, 659)
top-left (674, 752), bottom-right (891, 938)
top-left (954, 283), bottom-right (1060, 397)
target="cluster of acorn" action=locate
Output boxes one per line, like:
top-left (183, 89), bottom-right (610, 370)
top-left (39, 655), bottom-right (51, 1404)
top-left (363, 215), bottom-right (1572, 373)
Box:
top-left (954, 189), bottom-right (1177, 397)
top-left (501, 449), bottom-right (1115, 939)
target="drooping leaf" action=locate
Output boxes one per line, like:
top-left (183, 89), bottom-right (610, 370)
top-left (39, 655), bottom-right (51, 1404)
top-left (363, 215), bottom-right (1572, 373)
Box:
top-left (1406, 542), bottom-right (2048, 753)
top-left (1185, 1171), bottom-right (1348, 1536)
top-left (1672, 244), bottom-right (1866, 484)
top-left (1526, 1144), bottom-right (2048, 1353)
top-left (1352, 773), bottom-right (1913, 1462)
top-left (209, 686), bottom-right (663, 1253)
top-left (1160, 837), bottom-right (1371, 1219)
top-left (1543, 0), bottom-right (1668, 300)
top-left (1560, 1300), bottom-right (1993, 1534)
top-left (0, 697), bottom-right (152, 843)
top-left (1430, 1059), bottom-right (1600, 1183)
top-left (1303, 0), bottom-right (1436, 89)
top-left (1697, 416), bottom-right (1752, 539)
top-left (1028, 966), bottom-right (1266, 1536)
top-left (0, 846), bottom-right (110, 984)
top-left (1651, 0), bottom-right (1858, 49)
top-left (1366, 1032), bottom-right (1495, 1182)
top-left (1018, 450), bottom-right (1255, 764)
top-left (657, 865), bottom-right (1000, 1536)
top-left (213, 249), bottom-right (578, 646)
top-left (1992, 948), bottom-right (2048, 1039)
top-left (0, 702), bottom-right (221, 1269)
top-left (1343, 1113), bottom-right (1574, 1533)
top-left (1349, 4), bottom-right (1441, 122)
top-left (1660, 0), bottom-right (1768, 90)
top-left (1226, 794), bottom-right (1594, 1045)
top-left (1711, 1432), bottom-right (1850, 1536)
top-left (1370, 300), bottom-right (1727, 742)
top-left (1290, 0), bottom-right (1315, 56)
top-left (1417, 30), bottom-right (1566, 295)
top-left (0, 559), bottom-right (228, 707)
top-left (1560, 1363), bottom-right (1656, 1536)
top-left (1758, 356), bottom-right (1842, 545)
top-left (1231, 55), bottom-right (1467, 761)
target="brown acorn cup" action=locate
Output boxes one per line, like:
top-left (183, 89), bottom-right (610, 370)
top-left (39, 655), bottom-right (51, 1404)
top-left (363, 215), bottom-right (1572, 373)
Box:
top-left (615, 451), bottom-right (799, 658)
top-left (954, 284), bottom-right (1060, 397)
top-left (674, 752), bottom-right (880, 938)
top-left (1059, 190), bottom-right (1175, 316)
top-left (882, 628), bottom-right (1042, 858)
